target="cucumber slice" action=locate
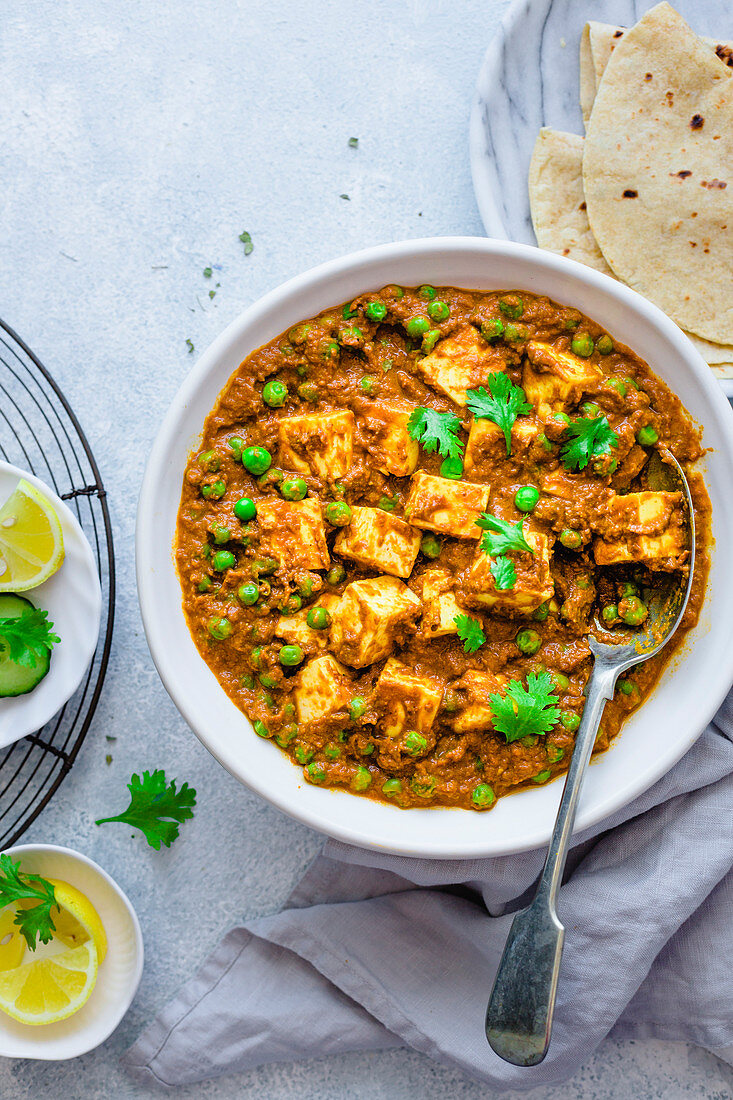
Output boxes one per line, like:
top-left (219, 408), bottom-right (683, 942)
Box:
top-left (0, 594), bottom-right (51, 697)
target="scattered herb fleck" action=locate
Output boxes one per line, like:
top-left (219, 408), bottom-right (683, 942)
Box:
top-left (203, 267), bottom-right (213, 278)
top-left (186, 339), bottom-right (194, 354)
top-left (340, 194), bottom-right (350, 201)
top-left (348, 137), bottom-right (359, 148)
top-left (239, 230), bottom-right (254, 255)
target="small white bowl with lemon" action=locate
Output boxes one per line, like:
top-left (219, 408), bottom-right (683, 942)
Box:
top-left (0, 844), bottom-right (143, 1059)
top-left (0, 461), bottom-right (102, 747)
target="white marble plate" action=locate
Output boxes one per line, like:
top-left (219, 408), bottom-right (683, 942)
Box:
top-left (469, 0), bottom-right (733, 395)
top-left (0, 463), bottom-right (102, 747)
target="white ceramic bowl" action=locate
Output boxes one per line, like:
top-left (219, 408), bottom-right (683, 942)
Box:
top-left (137, 237), bottom-right (733, 859)
top-left (0, 844), bottom-right (143, 1059)
top-left (0, 462), bottom-right (102, 747)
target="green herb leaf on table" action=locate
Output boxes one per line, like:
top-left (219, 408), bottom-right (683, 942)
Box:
top-left (454, 613), bottom-right (486, 655)
top-left (95, 770), bottom-right (197, 850)
top-left (475, 513), bottom-right (533, 557)
top-left (0, 854), bottom-right (57, 951)
top-left (238, 230), bottom-right (254, 255)
top-left (466, 372), bottom-right (531, 455)
top-left (0, 608), bottom-right (60, 669)
top-left (489, 671), bottom-right (561, 743)
top-left (490, 555), bottom-right (517, 591)
top-left (561, 415), bottom-right (618, 472)
top-left (407, 407), bottom-right (464, 462)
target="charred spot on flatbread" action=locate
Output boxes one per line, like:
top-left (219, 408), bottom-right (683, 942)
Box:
top-left (690, 113), bottom-right (705, 129)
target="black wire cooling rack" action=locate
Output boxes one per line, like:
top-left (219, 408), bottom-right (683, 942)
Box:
top-left (0, 319), bottom-right (115, 846)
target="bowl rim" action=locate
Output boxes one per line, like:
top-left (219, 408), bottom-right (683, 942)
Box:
top-left (137, 235), bottom-right (733, 858)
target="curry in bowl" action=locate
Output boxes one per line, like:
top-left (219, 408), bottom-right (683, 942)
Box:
top-left (175, 285), bottom-right (708, 811)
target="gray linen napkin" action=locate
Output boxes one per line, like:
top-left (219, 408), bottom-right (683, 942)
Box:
top-left (123, 691), bottom-right (733, 1091)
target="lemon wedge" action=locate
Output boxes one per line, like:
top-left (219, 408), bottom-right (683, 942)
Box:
top-left (0, 878), bottom-right (106, 1025)
top-left (0, 479), bottom-right (64, 592)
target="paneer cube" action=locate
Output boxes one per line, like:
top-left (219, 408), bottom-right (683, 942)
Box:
top-left (463, 530), bottom-right (554, 613)
top-left (418, 326), bottom-right (505, 406)
top-left (295, 655), bottom-right (352, 725)
top-left (464, 418), bottom-right (541, 475)
top-left (333, 507), bottom-right (421, 578)
top-left (373, 658), bottom-right (444, 740)
top-left (419, 568), bottom-right (462, 638)
top-left (593, 491), bottom-right (688, 568)
top-left (257, 498), bottom-right (330, 571)
top-left (278, 410), bottom-right (354, 480)
top-left (275, 595), bottom-right (340, 655)
top-left (356, 401), bottom-right (419, 476)
top-left (329, 576), bottom-right (421, 668)
top-left (523, 341), bottom-right (603, 417)
top-left (404, 471), bottom-right (490, 539)
top-left (449, 670), bottom-right (508, 733)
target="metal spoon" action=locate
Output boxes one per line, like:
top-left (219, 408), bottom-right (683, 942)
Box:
top-left (485, 452), bottom-right (695, 1067)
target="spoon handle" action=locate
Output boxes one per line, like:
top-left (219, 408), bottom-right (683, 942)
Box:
top-left (485, 659), bottom-right (619, 1067)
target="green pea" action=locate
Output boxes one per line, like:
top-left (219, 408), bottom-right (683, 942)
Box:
top-left (504, 322), bottom-right (529, 342)
top-left (607, 378), bottom-right (627, 397)
top-left (499, 295), bottom-right (523, 320)
top-left (551, 672), bottom-right (570, 692)
top-left (212, 550), bottom-right (235, 571)
top-left (259, 672), bottom-right (278, 689)
top-left (560, 528), bottom-right (582, 550)
top-left (321, 340), bottom-right (340, 361)
top-left (619, 596), bottom-right (648, 626)
top-left (342, 302), bottom-right (358, 320)
top-left (564, 317), bottom-right (580, 331)
top-left (197, 449), bottom-right (220, 473)
top-left (560, 709), bottom-right (580, 731)
top-left (625, 377), bottom-right (640, 391)
top-left (201, 479), bottom-right (226, 500)
top-left (382, 284), bottom-right (404, 299)
top-left (406, 316), bottom-right (429, 338)
top-left (411, 775), bottom-right (437, 798)
top-left (382, 778), bottom-right (402, 797)
top-left (572, 333), bottom-right (595, 357)
top-left (281, 477), bottom-right (308, 501)
top-left (339, 325), bottom-right (365, 346)
top-left (442, 690), bottom-right (461, 714)
top-left (420, 534), bottom-right (442, 559)
top-left (294, 743), bottom-right (314, 764)
top-left (440, 456), bottom-right (463, 480)
top-left (198, 576), bottom-right (212, 593)
top-left (404, 731), bottom-right (427, 757)
top-left (250, 646), bottom-right (264, 669)
top-left (325, 501), bottom-right (352, 527)
top-left (227, 436), bottom-right (244, 461)
top-left (481, 318), bottom-right (505, 343)
top-left (516, 628), bottom-right (541, 655)
top-left (324, 744), bottom-right (341, 760)
top-left (297, 382), bottom-right (318, 403)
top-left (617, 678), bottom-right (636, 696)
top-left (207, 616), bottom-right (232, 640)
top-left (242, 446), bottom-right (271, 475)
top-left (378, 494), bottom-right (397, 512)
top-left (279, 645), bottom-right (304, 667)
top-left (547, 745), bottom-right (565, 763)
top-left (326, 563), bottom-right (347, 585)
top-left (288, 322), bottom-right (312, 345)
top-left (251, 556), bottom-right (278, 577)
top-left (428, 299), bottom-right (450, 321)
top-left (234, 497), bottom-right (257, 522)
top-left (539, 433), bottom-right (553, 452)
top-left (240, 673), bottom-right (255, 689)
top-left (352, 766), bottom-right (372, 791)
top-left (298, 575), bottom-right (317, 599)
top-left (417, 285), bottom-right (436, 300)
top-left (349, 697), bottom-right (367, 720)
top-left (532, 769), bottom-right (552, 784)
top-left (619, 582), bottom-right (639, 598)
top-left (210, 524), bottom-right (231, 545)
top-left (581, 401), bottom-right (601, 418)
top-left (258, 468), bottom-right (284, 490)
top-left (532, 602), bottom-right (550, 622)
top-left (592, 453), bottom-right (618, 478)
top-left (365, 300), bottom-right (387, 322)
top-left (550, 412), bottom-right (571, 428)
top-left (362, 742), bottom-right (375, 755)
top-left (422, 329), bottom-right (441, 353)
top-left (636, 425), bottom-right (659, 447)
top-left (262, 380), bottom-right (288, 408)
top-left (238, 582), bottom-right (259, 606)
top-left (253, 719), bottom-right (270, 738)
top-left (281, 593), bottom-right (302, 614)
top-left (472, 783), bottom-right (496, 809)
top-left (520, 735), bottom-right (538, 747)
top-left (307, 606), bottom-right (331, 630)
top-left (596, 335), bottom-right (614, 355)
top-left (361, 375), bottom-right (376, 395)
top-left (601, 603), bottom-right (619, 626)
top-left (515, 485), bottom-right (539, 513)
top-left (305, 762), bottom-right (327, 784)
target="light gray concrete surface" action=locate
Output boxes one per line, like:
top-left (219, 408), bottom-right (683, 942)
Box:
top-left (0, 0), bottom-right (730, 1096)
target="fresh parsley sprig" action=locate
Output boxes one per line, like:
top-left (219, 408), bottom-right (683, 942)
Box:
top-left (561, 415), bottom-right (618, 472)
top-left (490, 556), bottom-right (517, 591)
top-left (407, 407), bottom-right (464, 462)
top-left (0, 608), bottom-right (60, 669)
top-left (454, 613), bottom-right (486, 654)
top-left (96, 770), bottom-right (197, 850)
top-left (475, 513), bottom-right (533, 558)
top-left (0, 854), bottom-right (57, 951)
top-left (466, 372), bottom-right (531, 455)
top-left (489, 671), bottom-right (560, 743)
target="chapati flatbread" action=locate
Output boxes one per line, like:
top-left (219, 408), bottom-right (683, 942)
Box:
top-left (529, 127), bottom-right (733, 376)
top-left (583, 3), bottom-right (733, 344)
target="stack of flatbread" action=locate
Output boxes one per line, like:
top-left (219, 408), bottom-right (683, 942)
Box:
top-left (528, 3), bottom-right (733, 378)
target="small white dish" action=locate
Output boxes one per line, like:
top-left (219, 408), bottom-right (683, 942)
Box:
top-left (0, 462), bottom-right (102, 748)
top-left (0, 844), bottom-right (143, 1060)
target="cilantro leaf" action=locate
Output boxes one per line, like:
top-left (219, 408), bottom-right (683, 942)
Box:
top-left (454, 613), bottom-right (486, 654)
top-left (0, 854), bottom-right (57, 951)
top-left (239, 230), bottom-right (253, 255)
top-left (0, 608), bottom-right (60, 669)
top-left (561, 415), bottom-right (618, 472)
top-left (466, 372), bottom-right (532, 455)
top-left (489, 671), bottom-right (561, 743)
top-left (407, 407), bottom-right (464, 461)
top-left (475, 513), bottom-right (533, 557)
top-left (95, 770), bottom-right (197, 850)
top-left (490, 555), bottom-right (517, 590)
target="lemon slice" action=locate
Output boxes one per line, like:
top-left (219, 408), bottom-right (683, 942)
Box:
top-left (45, 878), bottom-right (107, 964)
top-left (0, 479), bottom-right (64, 592)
